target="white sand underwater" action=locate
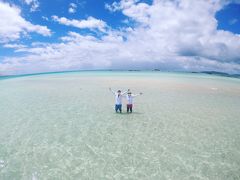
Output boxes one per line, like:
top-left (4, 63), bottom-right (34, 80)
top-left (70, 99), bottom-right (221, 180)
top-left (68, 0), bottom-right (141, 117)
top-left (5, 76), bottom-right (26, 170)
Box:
top-left (0, 71), bottom-right (240, 179)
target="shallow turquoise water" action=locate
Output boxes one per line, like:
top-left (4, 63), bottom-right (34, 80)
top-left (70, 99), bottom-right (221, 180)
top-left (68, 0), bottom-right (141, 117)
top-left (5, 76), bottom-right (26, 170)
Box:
top-left (0, 72), bottom-right (240, 179)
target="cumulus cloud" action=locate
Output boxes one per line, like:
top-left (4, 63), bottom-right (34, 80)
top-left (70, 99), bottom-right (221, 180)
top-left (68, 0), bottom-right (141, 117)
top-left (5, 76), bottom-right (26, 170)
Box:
top-left (1, 0), bottom-right (240, 75)
top-left (0, 1), bottom-right (51, 43)
top-left (69, 3), bottom-right (77, 13)
top-left (3, 43), bottom-right (27, 49)
top-left (24, 0), bottom-right (39, 12)
top-left (105, 0), bottom-right (151, 23)
top-left (52, 15), bottom-right (107, 32)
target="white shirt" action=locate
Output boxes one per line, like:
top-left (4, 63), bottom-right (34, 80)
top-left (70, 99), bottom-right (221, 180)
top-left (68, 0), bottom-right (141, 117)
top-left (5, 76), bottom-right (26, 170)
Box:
top-left (115, 93), bottom-right (123, 105)
top-left (126, 95), bottom-right (133, 104)
top-left (126, 94), bottom-right (140, 104)
top-left (110, 90), bottom-right (127, 105)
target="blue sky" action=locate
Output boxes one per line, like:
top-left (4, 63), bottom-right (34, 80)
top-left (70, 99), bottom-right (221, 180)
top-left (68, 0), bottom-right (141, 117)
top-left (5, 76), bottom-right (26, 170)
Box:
top-left (0, 0), bottom-right (240, 75)
top-left (216, 3), bottom-right (240, 34)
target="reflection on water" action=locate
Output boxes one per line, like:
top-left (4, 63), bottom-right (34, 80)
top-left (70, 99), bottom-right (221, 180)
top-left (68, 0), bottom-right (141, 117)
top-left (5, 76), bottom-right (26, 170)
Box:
top-left (0, 72), bottom-right (240, 179)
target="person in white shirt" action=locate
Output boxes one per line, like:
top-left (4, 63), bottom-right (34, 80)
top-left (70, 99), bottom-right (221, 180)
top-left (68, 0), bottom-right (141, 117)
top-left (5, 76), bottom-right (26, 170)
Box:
top-left (126, 90), bottom-right (143, 113)
top-left (109, 88), bottom-right (127, 113)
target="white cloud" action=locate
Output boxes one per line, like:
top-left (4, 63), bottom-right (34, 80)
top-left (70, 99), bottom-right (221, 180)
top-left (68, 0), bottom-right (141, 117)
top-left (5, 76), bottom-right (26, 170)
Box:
top-left (52, 16), bottom-right (107, 32)
top-left (229, 18), bottom-right (238, 25)
top-left (105, 2), bottom-right (122, 12)
top-left (24, 0), bottom-right (39, 12)
top-left (3, 43), bottom-right (27, 49)
top-left (0, 1), bottom-right (51, 43)
top-left (105, 0), bottom-right (151, 23)
top-left (42, 16), bottom-right (49, 21)
top-left (69, 3), bottom-right (77, 13)
top-left (1, 0), bottom-right (240, 75)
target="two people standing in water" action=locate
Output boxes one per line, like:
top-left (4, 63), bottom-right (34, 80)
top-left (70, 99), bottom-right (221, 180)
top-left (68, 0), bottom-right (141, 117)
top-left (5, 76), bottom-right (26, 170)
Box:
top-left (109, 88), bottom-right (143, 113)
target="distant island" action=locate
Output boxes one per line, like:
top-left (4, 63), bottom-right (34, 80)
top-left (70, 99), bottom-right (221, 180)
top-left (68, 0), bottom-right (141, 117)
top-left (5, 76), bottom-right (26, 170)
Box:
top-left (128, 70), bottom-right (141, 71)
top-left (0, 70), bottom-right (240, 79)
top-left (199, 71), bottom-right (240, 78)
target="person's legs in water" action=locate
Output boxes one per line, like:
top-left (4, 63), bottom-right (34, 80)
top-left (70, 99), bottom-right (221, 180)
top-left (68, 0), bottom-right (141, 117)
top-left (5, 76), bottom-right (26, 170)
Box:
top-left (115, 104), bottom-right (122, 113)
top-left (127, 104), bottom-right (130, 113)
top-left (127, 104), bottom-right (132, 113)
top-left (115, 104), bottom-right (119, 113)
top-left (119, 104), bottom-right (122, 113)
top-left (129, 104), bottom-right (133, 113)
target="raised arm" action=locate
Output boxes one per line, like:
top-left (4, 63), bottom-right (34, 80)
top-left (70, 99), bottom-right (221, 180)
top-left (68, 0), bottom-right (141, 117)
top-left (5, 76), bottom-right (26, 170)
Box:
top-left (122, 88), bottom-right (131, 95)
top-left (132, 92), bottom-right (143, 97)
top-left (121, 90), bottom-right (128, 95)
top-left (109, 88), bottom-right (116, 95)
